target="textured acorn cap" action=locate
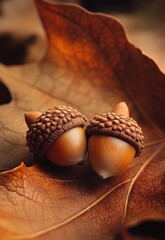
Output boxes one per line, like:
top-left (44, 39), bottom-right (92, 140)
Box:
top-left (86, 112), bottom-right (144, 156)
top-left (26, 106), bottom-right (87, 159)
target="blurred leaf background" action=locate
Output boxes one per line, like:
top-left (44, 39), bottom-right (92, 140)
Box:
top-left (0, 0), bottom-right (165, 73)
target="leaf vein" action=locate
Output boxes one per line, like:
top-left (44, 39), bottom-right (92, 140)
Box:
top-left (122, 143), bottom-right (165, 223)
top-left (11, 179), bottom-right (131, 239)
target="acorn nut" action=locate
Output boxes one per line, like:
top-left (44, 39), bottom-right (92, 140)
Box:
top-left (86, 102), bottom-right (144, 179)
top-left (25, 106), bottom-right (87, 166)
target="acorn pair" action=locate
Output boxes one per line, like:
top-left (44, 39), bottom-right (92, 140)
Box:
top-left (25, 102), bottom-right (144, 179)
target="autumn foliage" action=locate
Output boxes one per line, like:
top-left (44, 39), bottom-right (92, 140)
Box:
top-left (0, 0), bottom-right (164, 239)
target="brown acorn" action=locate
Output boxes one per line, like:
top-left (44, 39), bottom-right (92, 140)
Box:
top-left (25, 106), bottom-right (87, 166)
top-left (86, 102), bottom-right (144, 179)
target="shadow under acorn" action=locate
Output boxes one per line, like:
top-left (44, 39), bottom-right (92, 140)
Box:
top-left (32, 155), bottom-right (112, 192)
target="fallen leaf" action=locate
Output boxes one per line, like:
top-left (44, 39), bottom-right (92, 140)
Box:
top-left (0, 0), bottom-right (165, 239)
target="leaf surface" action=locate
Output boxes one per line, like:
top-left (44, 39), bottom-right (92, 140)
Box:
top-left (0, 0), bottom-right (165, 239)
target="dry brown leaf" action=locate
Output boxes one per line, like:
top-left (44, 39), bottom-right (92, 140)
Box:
top-left (0, 0), bottom-right (165, 239)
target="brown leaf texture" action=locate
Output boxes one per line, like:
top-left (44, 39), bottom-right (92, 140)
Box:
top-left (0, 0), bottom-right (165, 239)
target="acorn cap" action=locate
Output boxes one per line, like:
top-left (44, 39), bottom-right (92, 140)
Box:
top-left (26, 106), bottom-right (87, 159)
top-left (86, 112), bottom-right (144, 156)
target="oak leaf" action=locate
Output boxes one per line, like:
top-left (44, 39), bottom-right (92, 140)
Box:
top-left (0, 0), bottom-right (165, 239)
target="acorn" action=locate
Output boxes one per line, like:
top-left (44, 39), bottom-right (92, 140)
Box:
top-left (25, 106), bottom-right (87, 166)
top-left (86, 102), bottom-right (144, 179)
